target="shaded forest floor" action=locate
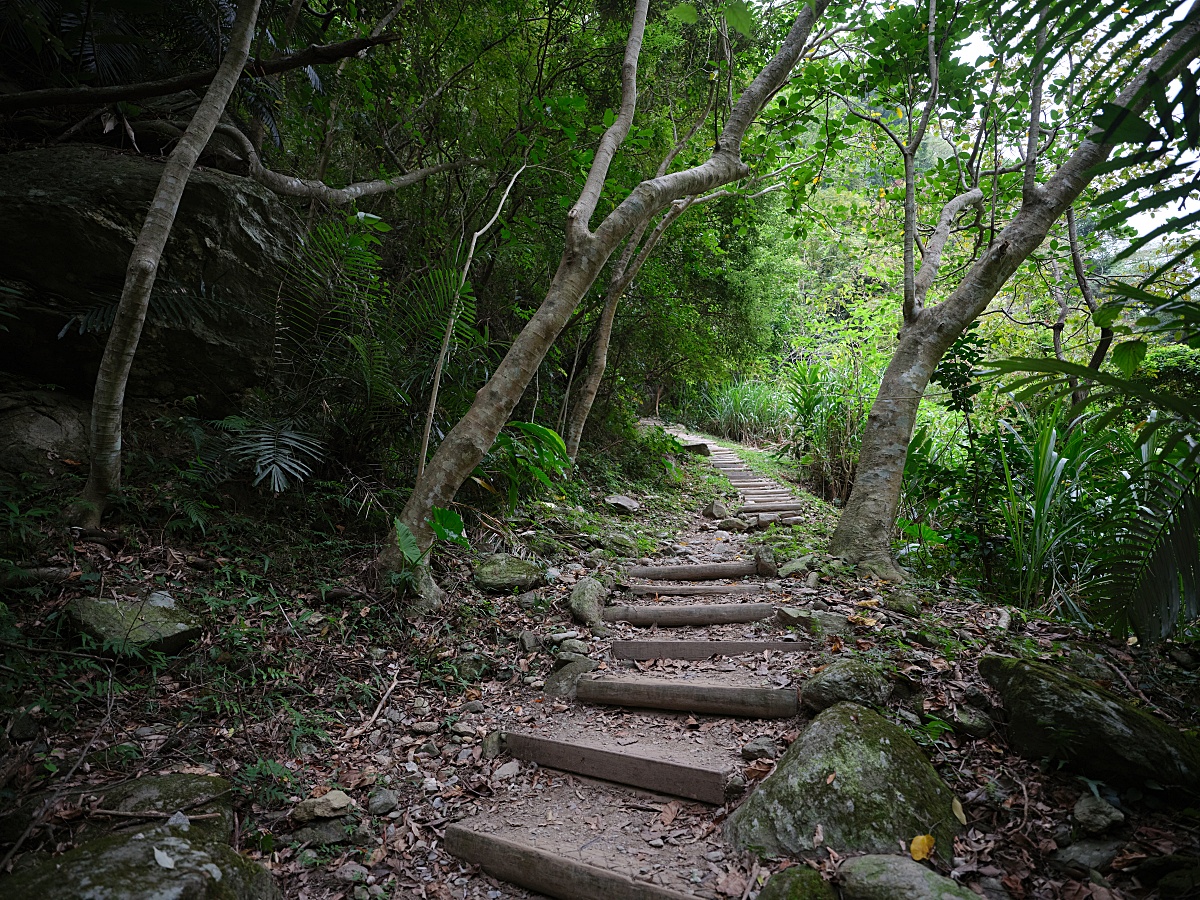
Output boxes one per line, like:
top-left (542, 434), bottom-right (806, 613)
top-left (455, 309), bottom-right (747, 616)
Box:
top-left (1, 428), bottom-right (1199, 899)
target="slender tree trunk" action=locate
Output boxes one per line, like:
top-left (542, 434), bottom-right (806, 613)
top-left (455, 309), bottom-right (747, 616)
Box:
top-left (829, 10), bottom-right (1200, 574)
top-left (78, 0), bottom-right (262, 527)
top-left (379, 1), bottom-right (832, 583)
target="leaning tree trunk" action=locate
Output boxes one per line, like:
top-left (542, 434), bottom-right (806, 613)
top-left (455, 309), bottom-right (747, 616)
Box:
top-left (79, 0), bottom-right (262, 527)
top-left (379, 0), bottom-right (832, 587)
top-left (829, 9), bottom-right (1200, 574)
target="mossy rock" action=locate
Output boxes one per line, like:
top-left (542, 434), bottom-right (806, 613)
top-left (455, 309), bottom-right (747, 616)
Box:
top-left (758, 866), bottom-right (837, 900)
top-left (726, 703), bottom-right (960, 857)
top-left (568, 577), bottom-right (607, 626)
top-left (472, 554), bottom-right (545, 592)
top-left (68, 594), bottom-right (201, 657)
top-left (979, 654), bottom-right (1200, 789)
top-left (839, 854), bottom-right (976, 900)
top-left (802, 658), bottom-right (891, 712)
top-left (4, 827), bottom-right (280, 899)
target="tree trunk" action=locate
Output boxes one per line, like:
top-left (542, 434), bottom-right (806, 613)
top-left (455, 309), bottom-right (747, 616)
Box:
top-left (78, 0), bottom-right (262, 526)
top-left (380, 0), bottom-right (831, 580)
top-left (830, 10), bottom-right (1200, 574)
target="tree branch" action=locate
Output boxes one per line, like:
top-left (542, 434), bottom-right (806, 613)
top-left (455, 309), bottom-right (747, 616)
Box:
top-left (913, 188), bottom-right (983, 312)
top-left (0, 34), bottom-right (404, 115)
top-left (1023, 21), bottom-right (1047, 206)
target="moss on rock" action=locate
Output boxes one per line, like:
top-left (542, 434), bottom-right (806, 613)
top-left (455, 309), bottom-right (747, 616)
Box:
top-left (726, 703), bottom-right (960, 857)
top-left (68, 595), bottom-right (202, 657)
top-left (801, 657), bottom-right (891, 712)
top-left (979, 654), bottom-right (1200, 789)
top-left (839, 854), bottom-right (976, 900)
top-left (757, 866), bottom-right (838, 900)
top-left (473, 554), bottom-right (545, 592)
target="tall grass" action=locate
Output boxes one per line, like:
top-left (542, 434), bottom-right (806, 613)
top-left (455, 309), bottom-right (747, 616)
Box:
top-left (694, 379), bottom-right (791, 444)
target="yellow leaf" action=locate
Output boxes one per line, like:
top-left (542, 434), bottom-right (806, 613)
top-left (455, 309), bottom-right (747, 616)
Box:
top-left (952, 797), bottom-right (967, 825)
top-left (910, 834), bottom-right (935, 861)
top-left (896, 106), bottom-right (904, 118)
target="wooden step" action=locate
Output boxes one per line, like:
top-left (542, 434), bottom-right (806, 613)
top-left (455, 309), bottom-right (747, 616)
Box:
top-left (629, 582), bottom-right (766, 596)
top-left (577, 674), bottom-right (798, 718)
top-left (446, 825), bottom-right (694, 900)
top-left (611, 639), bottom-right (810, 660)
top-left (504, 732), bottom-right (728, 804)
top-left (736, 501), bottom-right (811, 514)
top-left (626, 560), bottom-right (759, 580)
top-left (603, 603), bottom-right (775, 626)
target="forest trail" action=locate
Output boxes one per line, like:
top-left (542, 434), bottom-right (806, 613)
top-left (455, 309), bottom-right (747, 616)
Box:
top-left (446, 434), bottom-right (824, 898)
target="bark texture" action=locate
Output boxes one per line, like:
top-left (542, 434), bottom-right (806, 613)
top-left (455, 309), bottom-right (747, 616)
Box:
top-left (79, 0), bottom-right (262, 526)
top-left (381, 0), bottom-right (831, 575)
top-left (829, 10), bottom-right (1200, 574)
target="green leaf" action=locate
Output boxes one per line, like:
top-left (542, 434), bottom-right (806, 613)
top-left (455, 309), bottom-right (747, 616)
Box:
top-left (721, 0), bottom-right (755, 38)
top-left (393, 518), bottom-right (423, 565)
top-left (1093, 302), bottom-right (1123, 328)
top-left (1092, 103), bottom-right (1164, 145)
top-left (428, 506), bottom-right (470, 549)
top-left (1112, 340), bottom-right (1147, 377)
top-left (602, 107), bottom-right (616, 128)
top-left (665, 2), bottom-right (699, 25)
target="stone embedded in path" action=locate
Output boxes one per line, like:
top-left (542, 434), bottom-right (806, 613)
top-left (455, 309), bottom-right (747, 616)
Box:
top-left (802, 657), bottom-right (891, 712)
top-left (718, 517), bottom-right (749, 532)
top-left (568, 576), bottom-right (607, 625)
top-left (979, 654), bottom-right (1200, 789)
top-left (68, 593), bottom-right (202, 657)
top-left (293, 788), bottom-right (354, 821)
top-left (838, 854), bottom-right (977, 900)
top-left (543, 656), bottom-right (599, 698)
top-left (604, 493), bottom-right (641, 513)
top-left (778, 606), bottom-right (853, 638)
top-left (473, 553), bottom-right (545, 592)
top-left (758, 866), bottom-right (838, 900)
top-left (726, 703), bottom-right (961, 857)
top-left (703, 499), bottom-right (728, 519)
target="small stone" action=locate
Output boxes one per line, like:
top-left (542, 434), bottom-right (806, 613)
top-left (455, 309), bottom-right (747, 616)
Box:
top-left (9, 711), bottom-right (37, 742)
top-left (951, 704), bottom-right (993, 738)
top-left (802, 658), bottom-right (891, 712)
top-left (518, 630), bottom-right (539, 652)
top-left (453, 652), bottom-right (489, 682)
top-left (292, 789), bottom-right (353, 822)
top-left (758, 867), bottom-right (837, 900)
top-left (647, 838), bottom-right (664, 848)
top-left (517, 590), bottom-right (541, 609)
top-left (543, 658), bottom-right (599, 698)
top-left (384, 707), bottom-right (403, 724)
top-left (494, 760), bottom-right (521, 780)
top-left (411, 721), bottom-right (441, 735)
top-left (481, 731), bottom-right (504, 760)
top-left (604, 494), bottom-right (641, 514)
top-left (418, 740), bottom-right (439, 756)
top-left (559, 638), bottom-right (589, 655)
top-left (334, 861), bottom-right (369, 883)
top-left (590, 624), bottom-right (612, 637)
top-left (473, 553), bottom-right (545, 592)
top-left (805, 571), bottom-right (820, 589)
top-left (605, 532), bottom-right (639, 557)
top-left (703, 500), bottom-right (728, 519)
top-left (778, 557), bottom-right (811, 578)
top-left (718, 518), bottom-right (748, 533)
top-left (1074, 794), bottom-right (1125, 834)
top-left (1053, 837), bottom-right (1125, 873)
top-left (741, 736), bottom-right (779, 761)
top-left (367, 789), bottom-right (399, 815)
top-left (838, 854), bottom-right (976, 899)
top-left (459, 700), bottom-right (485, 714)
top-left (450, 722), bottom-right (476, 737)
top-left (411, 697), bottom-right (431, 715)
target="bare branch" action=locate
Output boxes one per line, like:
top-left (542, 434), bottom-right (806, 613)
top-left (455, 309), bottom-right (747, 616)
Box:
top-left (1023, 21), bottom-right (1047, 206)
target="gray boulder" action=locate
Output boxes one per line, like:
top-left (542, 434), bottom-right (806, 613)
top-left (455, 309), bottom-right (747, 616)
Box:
top-left (778, 607), bottom-right (852, 638)
top-left (604, 532), bottom-right (639, 557)
top-left (802, 658), bottom-right (891, 712)
top-left (979, 655), bottom-right (1200, 789)
top-left (703, 500), bottom-right (728, 519)
top-left (473, 553), bottom-right (545, 592)
top-left (0, 390), bottom-right (90, 474)
top-left (726, 703), bottom-right (960, 857)
top-left (568, 577), bottom-right (607, 625)
top-left (68, 594), bottom-right (202, 657)
top-left (839, 854), bottom-right (976, 900)
top-left (1073, 793), bottom-right (1125, 834)
top-left (604, 494), bottom-right (641, 514)
top-left (543, 659), bottom-right (599, 698)
top-left (0, 146), bottom-right (300, 404)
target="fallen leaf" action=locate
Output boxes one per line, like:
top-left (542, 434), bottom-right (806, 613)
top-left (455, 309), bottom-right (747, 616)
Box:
top-left (855, 598), bottom-right (880, 608)
top-left (659, 801), bottom-right (681, 826)
top-left (910, 833), bottom-right (935, 861)
top-left (952, 797), bottom-right (967, 825)
top-left (813, 823), bottom-right (824, 846)
top-left (826, 772), bottom-right (836, 784)
top-left (153, 846), bottom-right (175, 869)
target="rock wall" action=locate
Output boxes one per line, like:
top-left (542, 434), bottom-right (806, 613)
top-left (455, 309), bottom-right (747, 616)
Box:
top-left (0, 145), bottom-right (302, 407)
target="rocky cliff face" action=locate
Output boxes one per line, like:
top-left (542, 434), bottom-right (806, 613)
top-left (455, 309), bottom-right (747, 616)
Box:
top-left (0, 145), bottom-right (302, 407)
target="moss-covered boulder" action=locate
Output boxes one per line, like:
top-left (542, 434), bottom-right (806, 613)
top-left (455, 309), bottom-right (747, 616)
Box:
top-left (68, 594), bottom-right (202, 657)
top-left (802, 658), bottom-right (891, 712)
top-left (839, 854), bottom-right (976, 900)
top-left (758, 866), bottom-right (838, 899)
top-left (5, 826), bottom-right (280, 899)
top-left (979, 655), bottom-right (1200, 789)
top-left (85, 774), bottom-right (233, 844)
top-left (568, 577), bottom-right (607, 625)
top-left (726, 703), bottom-right (960, 857)
top-left (473, 554), bottom-right (545, 592)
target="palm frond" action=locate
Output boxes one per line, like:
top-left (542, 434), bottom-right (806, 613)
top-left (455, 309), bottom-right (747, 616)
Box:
top-left (223, 419), bottom-right (324, 493)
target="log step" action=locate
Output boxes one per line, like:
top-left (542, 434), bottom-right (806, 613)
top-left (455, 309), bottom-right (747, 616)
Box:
top-left (611, 639), bottom-right (810, 660)
top-left (603, 603), bottom-right (776, 626)
top-left (504, 732), bottom-right (728, 804)
top-left (736, 502), bottom-right (811, 514)
top-left (445, 825), bottom-right (694, 900)
top-left (577, 674), bottom-right (798, 718)
top-left (626, 560), bottom-right (758, 580)
top-left (628, 582), bottom-right (766, 596)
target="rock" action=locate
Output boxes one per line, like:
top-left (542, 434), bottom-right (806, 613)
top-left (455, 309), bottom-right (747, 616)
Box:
top-left (777, 607), bottom-right (852, 638)
top-left (80, 774), bottom-right (235, 844)
top-left (719, 517), bottom-right (749, 533)
top-left (291, 818), bottom-right (369, 845)
top-left (752, 513), bottom-right (782, 531)
top-left (481, 731), bottom-right (504, 760)
top-left (411, 721), bottom-right (441, 735)
top-left (8, 710), bottom-right (38, 742)
top-left (0, 146), bottom-right (300, 404)
top-left (559, 638), bottom-right (589, 654)
top-left (459, 699), bottom-right (485, 714)
top-left (741, 736), bottom-right (780, 761)
top-left (757, 866), bottom-right (837, 900)
top-left (681, 441), bottom-right (711, 456)
top-left (605, 532), bottom-right (639, 556)
top-left (838, 854), bottom-right (977, 900)
top-left (950, 705), bottom-right (992, 738)
top-left (979, 655), bottom-right (1200, 789)
top-left (1169, 647), bottom-right (1199, 671)
top-left (68, 595), bottom-right (202, 657)
top-left (293, 789), bottom-right (354, 822)
top-left (726, 703), bottom-right (961, 857)
top-left (368, 789), bottom-right (400, 815)
top-left (0, 390), bottom-right (90, 474)
top-left (516, 590), bottom-right (541, 609)
top-left (802, 658), bottom-right (891, 712)
top-left (335, 861), bottom-right (370, 883)
top-left (494, 760), bottom-right (522, 780)
top-left (543, 658), bottom-right (598, 698)
top-left (3, 826), bottom-right (281, 899)
top-left (452, 652), bottom-right (489, 682)
top-left (568, 577), bottom-right (607, 625)
top-left (518, 629), bottom-right (540, 652)
top-left (755, 546), bottom-right (779, 576)
top-left (883, 594), bottom-right (921, 617)
top-left (805, 571), bottom-right (820, 589)
top-left (1074, 793), bottom-right (1125, 834)
top-left (779, 557), bottom-right (812, 578)
top-left (704, 500), bottom-right (728, 519)
top-left (604, 494), bottom-right (641, 514)
top-left (473, 553), bottom-right (545, 592)
top-left (1065, 649), bottom-right (1112, 682)
top-left (1053, 837), bottom-right (1124, 873)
